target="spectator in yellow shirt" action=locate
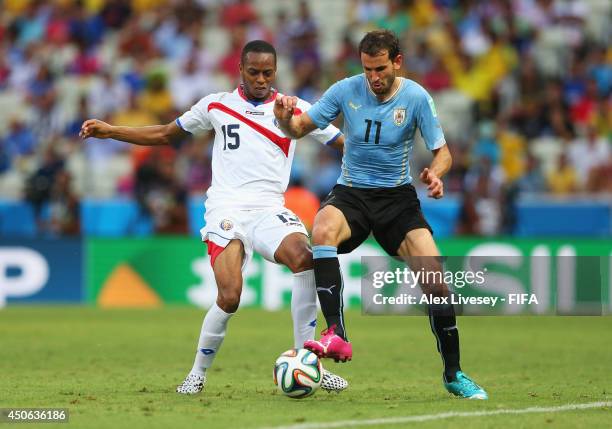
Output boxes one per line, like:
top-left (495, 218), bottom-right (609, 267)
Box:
top-left (547, 153), bottom-right (579, 195)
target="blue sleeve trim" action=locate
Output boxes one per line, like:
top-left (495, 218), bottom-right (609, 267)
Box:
top-left (325, 131), bottom-right (342, 146)
top-left (175, 118), bottom-right (191, 134)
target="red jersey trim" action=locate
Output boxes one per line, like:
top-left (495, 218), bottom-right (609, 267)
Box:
top-left (208, 102), bottom-right (291, 157)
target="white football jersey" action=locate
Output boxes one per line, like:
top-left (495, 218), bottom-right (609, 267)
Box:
top-left (177, 87), bottom-right (341, 211)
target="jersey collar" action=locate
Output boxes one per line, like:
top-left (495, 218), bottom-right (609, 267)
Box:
top-left (237, 85), bottom-right (278, 106)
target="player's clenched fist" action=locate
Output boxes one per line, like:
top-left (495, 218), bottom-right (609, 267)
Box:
top-left (420, 167), bottom-right (444, 199)
top-left (79, 119), bottom-right (112, 139)
top-left (273, 94), bottom-right (298, 122)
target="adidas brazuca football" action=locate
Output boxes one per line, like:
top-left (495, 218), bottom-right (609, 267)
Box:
top-left (273, 348), bottom-right (322, 398)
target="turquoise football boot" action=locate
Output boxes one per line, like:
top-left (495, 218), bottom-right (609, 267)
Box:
top-left (444, 371), bottom-right (488, 399)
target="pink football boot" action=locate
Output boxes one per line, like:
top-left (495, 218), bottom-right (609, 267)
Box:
top-left (304, 325), bottom-right (352, 362)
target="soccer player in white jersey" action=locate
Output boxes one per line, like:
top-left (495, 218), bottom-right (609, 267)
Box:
top-left (80, 40), bottom-right (348, 395)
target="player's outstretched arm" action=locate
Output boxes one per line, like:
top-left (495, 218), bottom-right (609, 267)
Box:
top-left (79, 119), bottom-right (187, 146)
top-left (274, 94), bottom-right (318, 139)
top-left (420, 144), bottom-right (452, 199)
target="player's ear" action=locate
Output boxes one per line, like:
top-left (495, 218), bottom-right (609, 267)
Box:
top-left (392, 54), bottom-right (403, 70)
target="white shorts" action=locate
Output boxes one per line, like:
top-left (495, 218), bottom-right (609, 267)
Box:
top-left (200, 206), bottom-right (309, 270)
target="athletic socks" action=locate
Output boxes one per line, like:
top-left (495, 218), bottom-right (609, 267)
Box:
top-left (428, 303), bottom-right (461, 382)
top-left (191, 270), bottom-right (318, 375)
top-left (191, 303), bottom-right (234, 376)
top-left (312, 245), bottom-right (347, 340)
top-left (291, 269), bottom-right (318, 348)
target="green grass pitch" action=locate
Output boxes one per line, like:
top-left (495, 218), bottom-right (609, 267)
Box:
top-left (1, 307), bottom-right (610, 428)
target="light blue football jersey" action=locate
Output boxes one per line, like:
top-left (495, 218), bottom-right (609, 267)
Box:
top-left (307, 75), bottom-right (446, 188)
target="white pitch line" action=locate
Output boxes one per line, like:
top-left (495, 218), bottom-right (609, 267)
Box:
top-left (264, 401), bottom-right (612, 429)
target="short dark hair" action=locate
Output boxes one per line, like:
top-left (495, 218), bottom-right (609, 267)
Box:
top-left (241, 40), bottom-right (277, 64)
top-left (358, 30), bottom-right (401, 60)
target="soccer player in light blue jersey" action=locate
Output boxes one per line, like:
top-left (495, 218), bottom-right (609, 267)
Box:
top-left (274, 30), bottom-right (487, 399)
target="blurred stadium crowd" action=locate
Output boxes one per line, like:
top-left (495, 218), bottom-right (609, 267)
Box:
top-left (0, 0), bottom-right (610, 236)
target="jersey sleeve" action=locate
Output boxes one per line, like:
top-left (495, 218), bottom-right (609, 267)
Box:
top-left (416, 88), bottom-right (446, 150)
top-left (296, 99), bottom-right (342, 145)
top-left (305, 80), bottom-right (344, 130)
top-left (176, 94), bottom-right (216, 135)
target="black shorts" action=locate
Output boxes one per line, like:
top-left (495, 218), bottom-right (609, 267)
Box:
top-left (320, 184), bottom-right (432, 256)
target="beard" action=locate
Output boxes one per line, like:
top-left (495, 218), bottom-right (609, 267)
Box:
top-left (369, 75), bottom-right (395, 96)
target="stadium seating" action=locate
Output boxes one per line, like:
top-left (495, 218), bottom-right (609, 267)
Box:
top-left (2, 197), bottom-right (610, 238)
top-left (81, 199), bottom-right (153, 236)
top-left (0, 200), bottom-right (37, 237)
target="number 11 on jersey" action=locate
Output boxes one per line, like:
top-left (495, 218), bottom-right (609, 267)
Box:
top-left (364, 119), bottom-right (381, 144)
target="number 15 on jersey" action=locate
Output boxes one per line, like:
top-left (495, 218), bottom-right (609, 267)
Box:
top-left (221, 124), bottom-right (240, 150)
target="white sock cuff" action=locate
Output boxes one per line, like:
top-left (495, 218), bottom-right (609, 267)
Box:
top-left (293, 269), bottom-right (314, 285)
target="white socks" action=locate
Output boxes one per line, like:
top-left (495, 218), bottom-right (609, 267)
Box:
top-left (191, 303), bottom-right (234, 376)
top-left (291, 269), bottom-right (317, 349)
top-left (189, 270), bottom-right (316, 376)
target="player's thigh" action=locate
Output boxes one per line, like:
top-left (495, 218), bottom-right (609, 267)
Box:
top-left (369, 186), bottom-right (444, 293)
top-left (397, 228), bottom-right (442, 273)
top-left (314, 185), bottom-right (370, 253)
top-left (251, 208), bottom-right (309, 266)
top-left (398, 228), bottom-right (440, 257)
top-left (212, 239), bottom-right (245, 310)
top-left (201, 208), bottom-right (253, 271)
top-left (398, 228), bottom-right (447, 296)
top-left (311, 205), bottom-right (352, 246)
top-left (372, 185), bottom-right (433, 256)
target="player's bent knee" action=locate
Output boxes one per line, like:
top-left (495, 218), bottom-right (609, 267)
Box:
top-left (312, 222), bottom-right (340, 246)
top-left (275, 234), bottom-right (313, 272)
top-left (286, 248), bottom-right (313, 273)
top-left (404, 228), bottom-right (433, 244)
top-left (216, 278), bottom-right (242, 313)
top-left (217, 290), bottom-right (241, 313)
